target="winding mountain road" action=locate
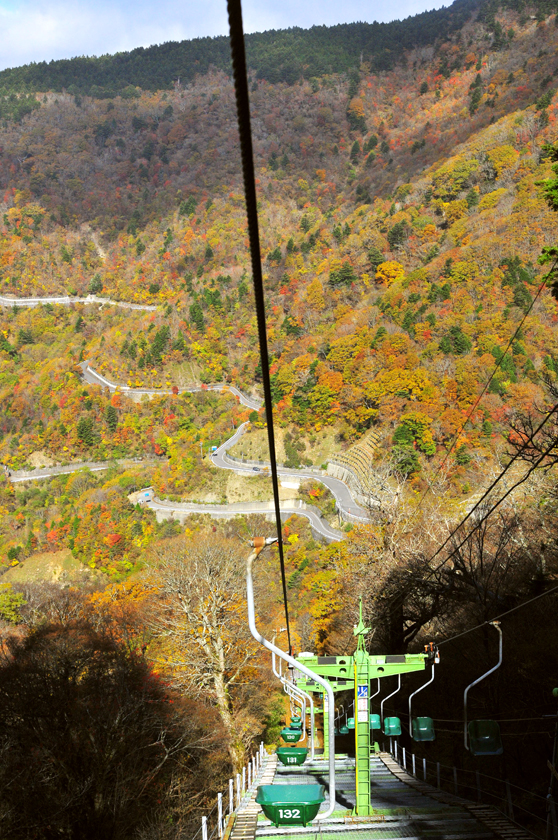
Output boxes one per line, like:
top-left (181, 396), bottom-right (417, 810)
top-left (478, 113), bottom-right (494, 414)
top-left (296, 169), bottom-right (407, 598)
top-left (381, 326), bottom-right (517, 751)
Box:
top-left (0, 294), bottom-right (157, 311)
top-left (7, 371), bottom-right (370, 537)
top-left (4, 296), bottom-right (371, 539)
top-left (147, 497), bottom-right (345, 542)
top-left (80, 362), bottom-right (263, 410)
top-left (211, 423), bottom-right (371, 523)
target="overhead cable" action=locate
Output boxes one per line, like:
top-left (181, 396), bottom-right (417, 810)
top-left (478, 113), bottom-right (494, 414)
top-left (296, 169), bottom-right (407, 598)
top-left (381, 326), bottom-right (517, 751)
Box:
top-left (425, 399), bottom-right (558, 574)
top-left (227, 0), bottom-right (292, 651)
top-left (414, 265), bottom-right (554, 515)
top-left (437, 583), bottom-right (558, 647)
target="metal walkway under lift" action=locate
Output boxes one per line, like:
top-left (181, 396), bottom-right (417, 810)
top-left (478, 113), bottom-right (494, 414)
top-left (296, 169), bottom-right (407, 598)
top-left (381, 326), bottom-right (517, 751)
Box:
top-left (226, 752), bottom-right (532, 840)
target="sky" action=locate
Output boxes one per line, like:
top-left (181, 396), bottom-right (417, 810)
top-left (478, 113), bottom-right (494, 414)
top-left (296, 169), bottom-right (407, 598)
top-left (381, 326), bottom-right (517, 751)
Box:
top-left (0, 0), bottom-right (450, 72)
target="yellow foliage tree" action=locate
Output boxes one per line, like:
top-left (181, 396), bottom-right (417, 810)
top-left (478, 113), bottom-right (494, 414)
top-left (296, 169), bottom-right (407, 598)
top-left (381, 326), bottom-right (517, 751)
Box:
top-left (486, 145), bottom-right (519, 179)
top-left (376, 260), bottom-right (405, 286)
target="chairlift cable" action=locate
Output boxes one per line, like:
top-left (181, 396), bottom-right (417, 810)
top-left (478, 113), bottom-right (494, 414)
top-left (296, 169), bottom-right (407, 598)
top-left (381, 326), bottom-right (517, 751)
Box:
top-left (437, 583), bottom-right (558, 647)
top-left (424, 400), bottom-right (558, 576)
top-left (227, 0), bottom-right (292, 651)
top-left (413, 263), bottom-right (554, 516)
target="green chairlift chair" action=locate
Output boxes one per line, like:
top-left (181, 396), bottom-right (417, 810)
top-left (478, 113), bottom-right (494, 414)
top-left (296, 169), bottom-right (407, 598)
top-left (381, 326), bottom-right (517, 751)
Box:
top-left (464, 622), bottom-right (504, 756)
top-left (383, 716), bottom-right (402, 736)
top-left (276, 746), bottom-right (309, 766)
top-left (256, 785), bottom-right (326, 827)
top-left (409, 654), bottom-right (438, 742)
top-left (381, 674), bottom-right (402, 737)
top-left (467, 720), bottom-right (503, 756)
top-left (412, 717), bottom-right (435, 741)
top-left (280, 727), bottom-right (302, 743)
top-left (338, 705), bottom-right (350, 736)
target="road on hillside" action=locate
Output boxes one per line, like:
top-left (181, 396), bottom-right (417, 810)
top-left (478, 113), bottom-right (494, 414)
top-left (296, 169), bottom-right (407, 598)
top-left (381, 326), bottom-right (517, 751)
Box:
top-left (0, 294), bottom-right (157, 311)
top-left (80, 362), bottom-right (262, 410)
top-left (8, 389), bottom-right (370, 523)
top-left (147, 497), bottom-right (344, 542)
top-left (212, 423), bottom-right (371, 523)
top-left (7, 458), bottom-right (157, 483)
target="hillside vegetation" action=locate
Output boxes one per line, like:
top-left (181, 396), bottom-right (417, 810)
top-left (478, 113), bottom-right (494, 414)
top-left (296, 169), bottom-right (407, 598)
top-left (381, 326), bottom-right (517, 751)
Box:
top-left (0, 2), bottom-right (558, 835)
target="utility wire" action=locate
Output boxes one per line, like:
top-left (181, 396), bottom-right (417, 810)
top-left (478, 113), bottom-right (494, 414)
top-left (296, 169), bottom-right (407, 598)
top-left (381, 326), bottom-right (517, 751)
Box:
top-left (414, 266), bottom-right (553, 516)
top-left (437, 582), bottom-right (558, 647)
top-left (227, 0), bottom-right (292, 652)
top-left (425, 399), bottom-right (558, 575)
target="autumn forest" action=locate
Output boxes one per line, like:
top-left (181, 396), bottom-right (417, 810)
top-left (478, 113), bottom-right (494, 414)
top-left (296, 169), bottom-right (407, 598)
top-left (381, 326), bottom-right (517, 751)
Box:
top-left (0, 0), bottom-right (558, 835)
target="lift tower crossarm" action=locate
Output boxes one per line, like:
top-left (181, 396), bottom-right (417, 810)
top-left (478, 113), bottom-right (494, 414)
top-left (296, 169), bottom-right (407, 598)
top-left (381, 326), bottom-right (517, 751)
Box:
top-left (290, 598), bottom-right (433, 817)
top-left (293, 652), bottom-right (429, 691)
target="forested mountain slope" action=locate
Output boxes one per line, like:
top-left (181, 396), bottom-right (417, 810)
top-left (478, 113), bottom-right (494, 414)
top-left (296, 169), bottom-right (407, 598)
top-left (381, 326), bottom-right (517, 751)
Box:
top-left (1, 3), bottom-right (558, 477)
top-left (0, 4), bottom-right (558, 835)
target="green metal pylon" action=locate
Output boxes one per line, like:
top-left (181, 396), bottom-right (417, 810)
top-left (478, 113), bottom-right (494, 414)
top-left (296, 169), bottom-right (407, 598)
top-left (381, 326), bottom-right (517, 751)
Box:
top-left (353, 600), bottom-right (372, 815)
top-left (293, 600), bottom-right (432, 816)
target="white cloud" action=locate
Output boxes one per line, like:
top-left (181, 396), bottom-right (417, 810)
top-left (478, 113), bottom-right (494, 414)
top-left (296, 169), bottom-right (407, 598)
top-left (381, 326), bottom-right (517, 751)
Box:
top-left (240, 0), bottom-right (449, 32)
top-left (0, 0), bottom-right (228, 71)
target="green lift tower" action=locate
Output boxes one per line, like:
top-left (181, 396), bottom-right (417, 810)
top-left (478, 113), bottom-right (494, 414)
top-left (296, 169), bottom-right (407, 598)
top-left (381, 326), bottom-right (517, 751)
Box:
top-left (293, 606), bottom-right (433, 816)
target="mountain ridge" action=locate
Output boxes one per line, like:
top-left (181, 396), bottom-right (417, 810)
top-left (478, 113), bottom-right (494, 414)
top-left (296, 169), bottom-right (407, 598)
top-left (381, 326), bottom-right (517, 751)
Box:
top-left (0, 0), bottom-right (491, 93)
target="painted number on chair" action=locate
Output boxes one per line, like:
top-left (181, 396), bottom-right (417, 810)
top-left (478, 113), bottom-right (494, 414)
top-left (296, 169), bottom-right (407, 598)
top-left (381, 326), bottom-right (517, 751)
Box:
top-left (287, 757), bottom-right (297, 764)
top-left (278, 809), bottom-right (301, 819)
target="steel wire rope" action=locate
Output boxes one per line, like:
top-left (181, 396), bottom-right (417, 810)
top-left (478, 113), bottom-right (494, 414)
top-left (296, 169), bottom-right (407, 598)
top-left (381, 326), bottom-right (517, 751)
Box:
top-left (227, 0), bottom-right (292, 651)
top-left (449, 788), bottom-right (546, 837)
top-left (421, 399), bottom-right (558, 578)
top-left (385, 268), bottom-right (558, 606)
top-left (424, 727), bottom-right (558, 737)
top-left (413, 269), bottom-right (553, 515)
top-left (413, 759), bottom-right (547, 837)
top-left (436, 582), bottom-right (558, 647)
top-left (412, 262), bottom-right (556, 518)
top-left (412, 715), bottom-right (556, 723)
top-left (380, 700), bottom-right (558, 724)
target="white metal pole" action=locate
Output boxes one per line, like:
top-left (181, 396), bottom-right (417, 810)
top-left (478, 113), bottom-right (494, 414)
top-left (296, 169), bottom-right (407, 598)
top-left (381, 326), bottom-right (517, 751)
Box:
top-left (408, 664), bottom-right (436, 733)
top-left (464, 622), bottom-right (502, 750)
top-left (202, 816), bottom-right (208, 840)
top-left (229, 779), bottom-right (234, 814)
top-left (246, 540), bottom-right (336, 818)
top-left (247, 761), bottom-right (251, 789)
top-left (218, 792), bottom-right (223, 838)
top-left (242, 766), bottom-right (246, 794)
top-left (236, 773), bottom-right (241, 808)
top-left (381, 674), bottom-right (401, 726)
top-left (282, 678), bottom-right (315, 757)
